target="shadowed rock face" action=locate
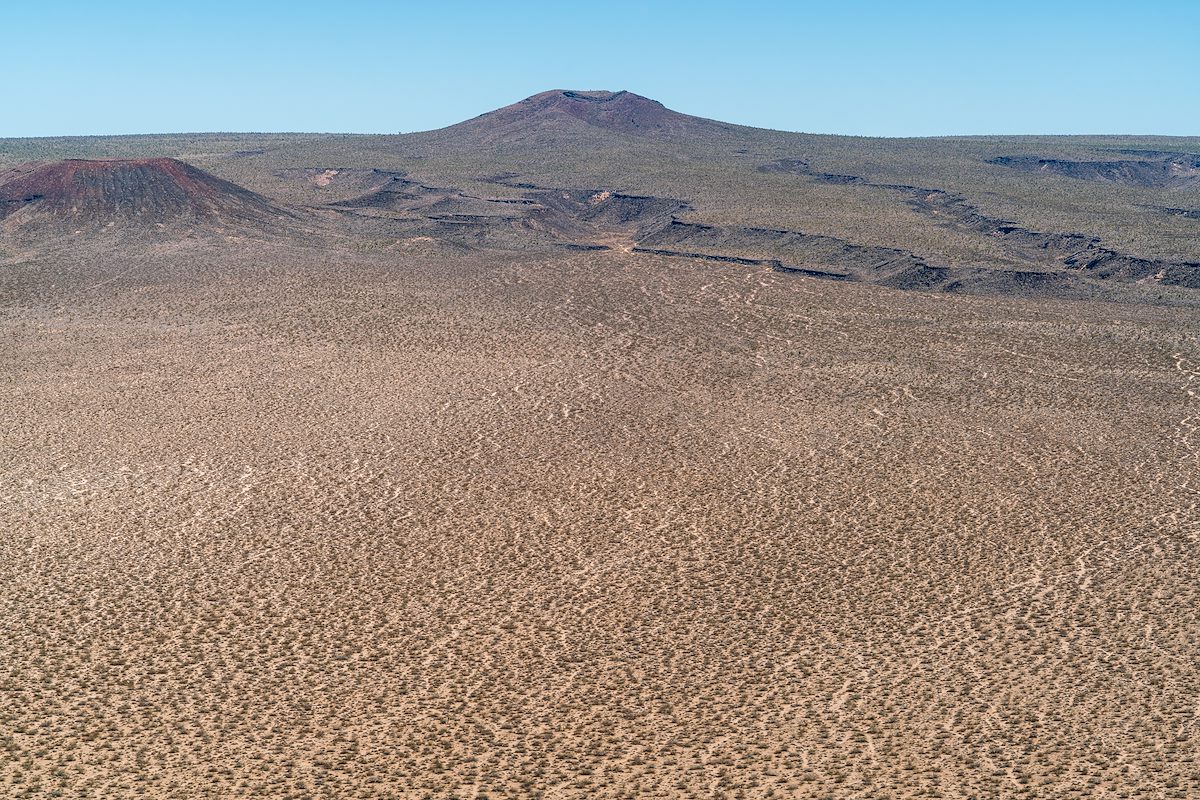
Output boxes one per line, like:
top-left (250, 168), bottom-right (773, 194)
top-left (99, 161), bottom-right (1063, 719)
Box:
top-left (988, 153), bottom-right (1200, 189)
top-left (438, 89), bottom-right (737, 143)
top-left (754, 158), bottom-right (1200, 290)
top-left (0, 158), bottom-right (290, 230)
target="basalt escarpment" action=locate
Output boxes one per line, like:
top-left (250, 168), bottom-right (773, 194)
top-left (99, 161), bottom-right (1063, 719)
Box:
top-left (988, 152), bottom-right (1200, 189)
top-left (639, 220), bottom-right (931, 285)
top-left (275, 167), bottom-right (410, 199)
top-left (1144, 205), bottom-right (1200, 220)
top-left (758, 158), bottom-right (1200, 289)
top-left (311, 157), bottom-right (1199, 295)
top-left (893, 185), bottom-right (1200, 287)
top-left (2, 89), bottom-right (1196, 303)
top-left (320, 174), bottom-right (693, 251)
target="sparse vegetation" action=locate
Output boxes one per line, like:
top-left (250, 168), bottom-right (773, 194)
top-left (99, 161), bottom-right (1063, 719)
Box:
top-left (1, 90), bottom-right (1197, 798)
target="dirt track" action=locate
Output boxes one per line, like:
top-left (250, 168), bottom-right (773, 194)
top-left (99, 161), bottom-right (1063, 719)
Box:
top-left (2, 246), bottom-right (1197, 798)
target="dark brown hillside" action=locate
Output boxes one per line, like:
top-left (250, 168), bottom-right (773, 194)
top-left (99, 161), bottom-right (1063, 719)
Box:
top-left (0, 158), bottom-right (293, 232)
top-left (435, 89), bottom-right (739, 144)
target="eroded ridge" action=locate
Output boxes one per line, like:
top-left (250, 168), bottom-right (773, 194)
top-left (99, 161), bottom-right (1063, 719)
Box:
top-left (988, 152), bottom-right (1200, 189)
top-left (760, 158), bottom-right (1200, 289)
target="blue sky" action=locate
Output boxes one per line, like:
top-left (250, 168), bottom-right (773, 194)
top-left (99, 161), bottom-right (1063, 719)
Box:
top-left (5, 0), bottom-right (1198, 137)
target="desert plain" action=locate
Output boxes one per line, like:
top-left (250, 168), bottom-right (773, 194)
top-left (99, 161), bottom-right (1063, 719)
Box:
top-left (1, 90), bottom-right (1198, 798)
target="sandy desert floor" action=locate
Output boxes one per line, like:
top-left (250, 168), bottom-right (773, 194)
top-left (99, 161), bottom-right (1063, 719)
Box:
top-left (1, 246), bottom-right (1198, 798)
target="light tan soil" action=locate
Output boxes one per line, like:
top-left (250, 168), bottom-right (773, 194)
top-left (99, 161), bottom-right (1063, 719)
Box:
top-left (1, 246), bottom-right (1196, 798)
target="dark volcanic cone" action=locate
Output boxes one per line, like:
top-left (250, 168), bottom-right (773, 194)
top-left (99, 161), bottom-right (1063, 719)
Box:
top-left (0, 158), bottom-right (292, 233)
top-left (437, 89), bottom-right (738, 144)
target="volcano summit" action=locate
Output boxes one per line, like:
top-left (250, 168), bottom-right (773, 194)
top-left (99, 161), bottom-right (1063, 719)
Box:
top-left (436, 89), bottom-right (739, 144)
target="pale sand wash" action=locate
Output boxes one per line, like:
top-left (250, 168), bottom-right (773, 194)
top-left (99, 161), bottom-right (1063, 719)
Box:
top-left (1, 247), bottom-right (1197, 798)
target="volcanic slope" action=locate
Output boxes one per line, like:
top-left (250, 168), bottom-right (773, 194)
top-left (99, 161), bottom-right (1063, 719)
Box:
top-left (241, 91), bottom-right (1180, 298)
top-left (3, 94), bottom-right (1199, 300)
top-left (0, 158), bottom-right (294, 236)
top-left (428, 89), bottom-right (744, 146)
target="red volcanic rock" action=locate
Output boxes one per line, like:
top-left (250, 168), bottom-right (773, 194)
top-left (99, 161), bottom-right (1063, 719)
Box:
top-left (0, 158), bottom-right (288, 229)
top-left (439, 90), bottom-right (737, 144)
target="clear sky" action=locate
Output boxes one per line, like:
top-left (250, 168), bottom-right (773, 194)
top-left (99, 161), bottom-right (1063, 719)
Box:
top-left (5, 0), bottom-right (1198, 138)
